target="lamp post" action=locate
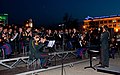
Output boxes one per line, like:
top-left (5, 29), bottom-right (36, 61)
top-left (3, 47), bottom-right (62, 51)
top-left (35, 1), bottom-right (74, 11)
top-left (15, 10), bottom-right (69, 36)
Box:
top-left (28, 18), bottom-right (33, 28)
top-left (115, 28), bottom-right (118, 33)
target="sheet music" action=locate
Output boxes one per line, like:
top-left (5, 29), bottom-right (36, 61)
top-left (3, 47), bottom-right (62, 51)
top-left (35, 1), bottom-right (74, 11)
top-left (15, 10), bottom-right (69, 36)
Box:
top-left (47, 40), bottom-right (55, 47)
top-left (11, 33), bottom-right (18, 41)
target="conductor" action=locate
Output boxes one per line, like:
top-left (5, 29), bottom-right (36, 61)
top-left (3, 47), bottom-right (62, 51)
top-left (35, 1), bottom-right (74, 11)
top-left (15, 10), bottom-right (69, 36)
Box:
top-left (99, 25), bottom-right (110, 68)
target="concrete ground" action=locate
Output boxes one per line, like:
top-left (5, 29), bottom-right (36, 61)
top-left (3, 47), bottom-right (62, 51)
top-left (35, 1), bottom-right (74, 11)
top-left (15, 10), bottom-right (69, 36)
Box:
top-left (36, 57), bottom-right (120, 75)
top-left (0, 53), bottom-right (120, 75)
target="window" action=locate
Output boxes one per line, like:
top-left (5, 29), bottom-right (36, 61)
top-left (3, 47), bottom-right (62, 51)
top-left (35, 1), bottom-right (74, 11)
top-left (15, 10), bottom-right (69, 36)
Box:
top-left (95, 21), bottom-right (99, 25)
top-left (100, 21), bottom-right (103, 24)
top-left (109, 20), bottom-right (112, 23)
top-left (109, 25), bottom-right (112, 27)
top-left (118, 24), bottom-right (120, 27)
top-left (104, 21), bottom-right (107, 23)
top-left (113, 24), bottom-right (116, 27)
top-left (84, 22), bottom-right (89, 25)
top-left (113, 20), bottom-right (116, 23)
top-left (117, 19), bottom-right (120, 22)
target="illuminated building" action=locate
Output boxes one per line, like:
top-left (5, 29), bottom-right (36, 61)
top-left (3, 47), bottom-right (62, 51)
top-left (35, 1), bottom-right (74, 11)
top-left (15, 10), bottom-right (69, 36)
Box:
top-left (83, 15), bottom-right (120, 32)
top-left (0, 14), bottom-right (8, 26)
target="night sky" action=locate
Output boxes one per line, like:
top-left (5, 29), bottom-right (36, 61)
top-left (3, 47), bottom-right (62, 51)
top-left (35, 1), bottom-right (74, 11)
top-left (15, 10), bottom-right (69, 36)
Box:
top-left (0, 0), bottom-right (120, 26)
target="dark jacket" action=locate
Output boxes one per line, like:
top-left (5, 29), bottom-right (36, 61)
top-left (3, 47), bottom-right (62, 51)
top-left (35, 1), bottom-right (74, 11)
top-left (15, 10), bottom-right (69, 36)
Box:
top-left (100, 31), bottom-right (109, 50)
top-left (29, 38), bottom-right (46, 60)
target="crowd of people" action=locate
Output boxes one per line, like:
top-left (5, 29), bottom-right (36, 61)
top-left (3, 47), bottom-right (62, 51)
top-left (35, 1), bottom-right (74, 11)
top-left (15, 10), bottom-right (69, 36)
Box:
top-left (0, 24), bottom-right (119, 68)
top-left (0, 24), bottom-right (101, 58)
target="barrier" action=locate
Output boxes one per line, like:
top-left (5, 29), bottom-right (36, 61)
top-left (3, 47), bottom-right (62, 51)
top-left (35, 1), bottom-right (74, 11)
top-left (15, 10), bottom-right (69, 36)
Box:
top-left (0, 56), bottom-right (29, 69)
top-left (0, 51), bottom-right (76, 69)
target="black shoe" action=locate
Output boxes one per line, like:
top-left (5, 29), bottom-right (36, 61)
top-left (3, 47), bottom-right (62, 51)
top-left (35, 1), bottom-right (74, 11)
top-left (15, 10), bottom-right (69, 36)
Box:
top-left (98, 62), bottom-right (102, 64)
top-left (42, 66), bottom-right (48, 69)
top-left (76, 56), bottom-right (82, 59)
top-left (105, 65), bottom-right (109, 67)
top-left (98, 66), bottom-right (105, 68)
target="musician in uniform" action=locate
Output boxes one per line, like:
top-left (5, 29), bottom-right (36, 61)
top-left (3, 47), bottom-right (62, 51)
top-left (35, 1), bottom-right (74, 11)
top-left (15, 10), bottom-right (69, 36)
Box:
top-left (18, 27), bottom-right (24, 54)
top-left (29, 32), bottom-right (48, 68)
top-left (23, 27), bottom-right (32, 54)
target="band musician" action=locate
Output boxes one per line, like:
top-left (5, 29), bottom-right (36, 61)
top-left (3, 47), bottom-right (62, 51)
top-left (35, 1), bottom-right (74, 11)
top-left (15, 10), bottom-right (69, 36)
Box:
top-left (29, 32), bottom-right (48, 68)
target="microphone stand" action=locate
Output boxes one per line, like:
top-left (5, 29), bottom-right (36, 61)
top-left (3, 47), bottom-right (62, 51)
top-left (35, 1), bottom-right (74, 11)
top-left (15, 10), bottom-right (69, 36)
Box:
top-left (60, 24), bottom-right (65, 75)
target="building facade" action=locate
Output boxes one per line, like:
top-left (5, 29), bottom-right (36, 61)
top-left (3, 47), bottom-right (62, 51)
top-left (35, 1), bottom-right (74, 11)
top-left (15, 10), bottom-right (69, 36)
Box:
top-left (83, 15), bottom-right (120, 32)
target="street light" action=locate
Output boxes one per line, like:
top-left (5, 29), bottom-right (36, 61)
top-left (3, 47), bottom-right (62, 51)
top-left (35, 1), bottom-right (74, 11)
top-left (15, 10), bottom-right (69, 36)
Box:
top-left (83, 26), bottom-right (86, 29)
top-left (26, 23), bottom-right (29, 27)
top-left (29, 18), bottom-right (33, 28)
top-left (115, 28), bottom-right (118, 32)
top-left (98, 28), bottom-right (101, 31)
top-left (29, 23), bottom-right (33, 28)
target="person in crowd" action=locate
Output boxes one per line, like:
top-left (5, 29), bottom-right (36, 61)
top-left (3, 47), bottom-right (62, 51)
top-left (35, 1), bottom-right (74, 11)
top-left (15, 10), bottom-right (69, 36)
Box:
top-left (76, 33), bottom-right (87, 59)
top-left (99, 25), bottom-right (110, 68)
top-left (46, 29), bottom-right (55, 52)
top-left (23, 27), bottom-right (32, 54)
top-left (12, 30), bottom-right (19, 53)
top-left (65, 29), bottom-right (73, 50)
top-left (18, 27), bottom-right (24, 54)
top-left (0, 25), bottom-right (3, 38)
top-left (46, 29), bottom-right (54, 40)
top-left (116, 33), bottom-right (120, 55)
top-left (0, 33), bottom-right (12, 58)
top-left (71, 28), bottom-right (79, 49)
top-left (53, 30), bottom-right (60, 50)
top-left (8, 28), bottom-right (13, 40)
top-left (29, 32), bottom-right (48, 68)
top-left (109, 37), bottom-right (117, 59)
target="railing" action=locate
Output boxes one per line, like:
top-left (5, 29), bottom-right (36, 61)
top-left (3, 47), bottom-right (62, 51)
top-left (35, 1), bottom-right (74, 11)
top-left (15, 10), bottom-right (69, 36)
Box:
top-left (0, 50), bottom-right (76, 69)
top-left (0, 56), bottom-right (28, 69)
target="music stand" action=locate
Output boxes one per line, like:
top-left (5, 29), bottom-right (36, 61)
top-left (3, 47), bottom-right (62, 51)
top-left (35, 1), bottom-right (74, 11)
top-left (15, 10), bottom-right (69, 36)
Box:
top-left (47, 40), bottom-right (55, 48)
top-left (47, 40), bottom-right (56, 53)
top-left (60, 24), bottom-right (65, 75)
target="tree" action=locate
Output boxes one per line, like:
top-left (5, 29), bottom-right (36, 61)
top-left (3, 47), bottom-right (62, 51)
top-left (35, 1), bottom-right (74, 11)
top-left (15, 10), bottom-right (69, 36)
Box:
top-left (63, 13), bottom-right (79, 28)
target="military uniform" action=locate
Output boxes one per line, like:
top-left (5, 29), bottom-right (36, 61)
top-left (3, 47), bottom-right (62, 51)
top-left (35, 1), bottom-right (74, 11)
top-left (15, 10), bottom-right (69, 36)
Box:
top-left (29, 38), bottom-right (48, 67)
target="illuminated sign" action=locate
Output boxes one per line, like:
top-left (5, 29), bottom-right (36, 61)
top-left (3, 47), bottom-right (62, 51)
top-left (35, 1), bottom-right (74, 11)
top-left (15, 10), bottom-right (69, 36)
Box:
top-left (85, 16), bottom-right (93, 20)
top-left (0, 14), bottom-right (8, 26)
top-left (85, 15), bottom-right (120, 20)
top-left (0, 16), bottom-right (7, 20)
